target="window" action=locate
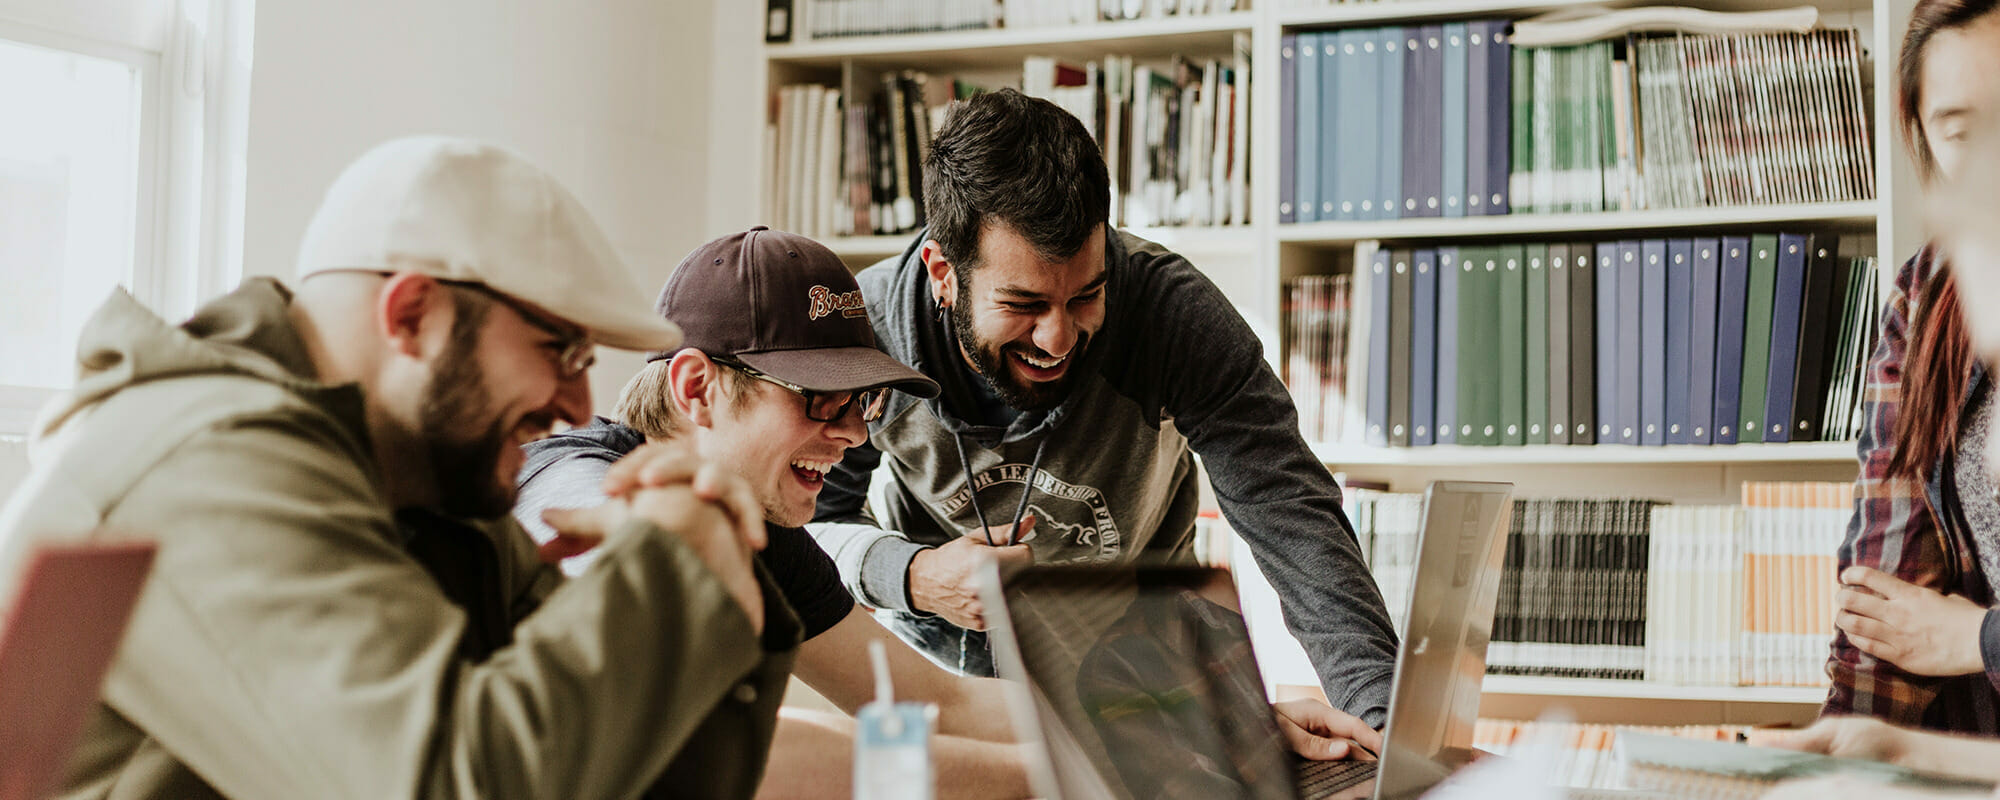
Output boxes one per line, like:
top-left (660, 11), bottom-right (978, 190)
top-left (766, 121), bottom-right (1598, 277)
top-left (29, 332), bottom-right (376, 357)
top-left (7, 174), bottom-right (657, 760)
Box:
top-left (0, 0), bottom-right (253, 435)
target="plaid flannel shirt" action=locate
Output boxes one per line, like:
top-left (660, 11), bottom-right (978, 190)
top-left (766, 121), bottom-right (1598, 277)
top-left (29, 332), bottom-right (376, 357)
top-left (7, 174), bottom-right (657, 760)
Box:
top-left (1824, 246), bottom-right (2000, 732)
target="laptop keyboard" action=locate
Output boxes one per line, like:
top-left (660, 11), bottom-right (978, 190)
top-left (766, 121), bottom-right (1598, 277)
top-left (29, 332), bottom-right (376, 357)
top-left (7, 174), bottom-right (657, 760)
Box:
top-left (1297, 759), bottom-right (1377, 799)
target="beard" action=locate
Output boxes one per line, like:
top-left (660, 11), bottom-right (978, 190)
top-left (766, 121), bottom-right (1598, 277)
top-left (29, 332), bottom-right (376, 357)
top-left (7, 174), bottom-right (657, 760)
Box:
top-left (952, 277), bottom-right (1089, 412)
top-left (417, 316), bottom-right (517, 519)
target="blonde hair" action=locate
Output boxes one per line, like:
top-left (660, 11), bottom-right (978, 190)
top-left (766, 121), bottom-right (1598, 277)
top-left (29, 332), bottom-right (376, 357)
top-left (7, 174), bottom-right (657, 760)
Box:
top-left (614, 357), bottom-right (744, 440)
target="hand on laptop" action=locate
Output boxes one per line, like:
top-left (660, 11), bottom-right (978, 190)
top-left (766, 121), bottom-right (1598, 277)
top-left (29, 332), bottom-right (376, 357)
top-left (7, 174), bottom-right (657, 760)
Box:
top-left (1273, 699), bottom-right (1382, 761)
top-left (910, 517), bottom-right (1036, 630)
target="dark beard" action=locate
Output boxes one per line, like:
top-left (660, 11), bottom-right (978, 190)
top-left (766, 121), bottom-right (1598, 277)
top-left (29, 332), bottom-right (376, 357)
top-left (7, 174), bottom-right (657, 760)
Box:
top-left (418, 314), bottom-right (515, 519)
top-left (952, 277), bottom-right (1087, 412)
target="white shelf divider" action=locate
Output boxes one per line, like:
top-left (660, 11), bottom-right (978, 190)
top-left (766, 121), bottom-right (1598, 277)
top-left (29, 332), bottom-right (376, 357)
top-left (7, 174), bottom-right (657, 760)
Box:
top-left (769, 11), bottom-right (1254, 67)
top-left (1311, 441), bottom-right (1857, 466)
top-left (1278, 201), bottom-right (1880, 246)
top-left (1480, 675), bottom-right (1827, 705)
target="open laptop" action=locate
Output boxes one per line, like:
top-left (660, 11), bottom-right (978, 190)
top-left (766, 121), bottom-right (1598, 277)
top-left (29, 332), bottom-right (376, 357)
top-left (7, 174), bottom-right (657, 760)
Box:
top-left (0, 541), bottom-right (155, 800)
top-left (982, 481), bottom-right (1514, 800)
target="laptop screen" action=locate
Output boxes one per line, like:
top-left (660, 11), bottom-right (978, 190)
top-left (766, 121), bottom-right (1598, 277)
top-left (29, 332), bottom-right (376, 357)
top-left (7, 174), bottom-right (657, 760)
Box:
top-left (992, 565), bottom-right (1299, 800)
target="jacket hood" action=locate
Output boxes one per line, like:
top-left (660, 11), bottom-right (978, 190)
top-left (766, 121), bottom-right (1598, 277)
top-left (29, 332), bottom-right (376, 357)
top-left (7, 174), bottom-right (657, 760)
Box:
top-left (36, 278), bottom-right (349, 440)
top-left (867, 230), bottom-right (1126, 443)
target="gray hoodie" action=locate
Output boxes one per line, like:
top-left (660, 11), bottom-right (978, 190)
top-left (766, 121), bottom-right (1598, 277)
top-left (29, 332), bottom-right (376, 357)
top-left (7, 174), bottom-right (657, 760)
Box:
top-left (809, 230), bottom-right (1398, 725)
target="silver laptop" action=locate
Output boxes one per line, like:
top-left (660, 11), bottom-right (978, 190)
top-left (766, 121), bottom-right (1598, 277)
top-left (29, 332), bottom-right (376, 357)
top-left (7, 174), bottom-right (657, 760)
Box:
top-left (981, 480), bottom-right (1514, 800)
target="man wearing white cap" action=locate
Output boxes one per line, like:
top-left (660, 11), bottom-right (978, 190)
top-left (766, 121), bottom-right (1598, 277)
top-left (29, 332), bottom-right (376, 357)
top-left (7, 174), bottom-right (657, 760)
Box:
top-left (0, 136), bottom-right (795, 799)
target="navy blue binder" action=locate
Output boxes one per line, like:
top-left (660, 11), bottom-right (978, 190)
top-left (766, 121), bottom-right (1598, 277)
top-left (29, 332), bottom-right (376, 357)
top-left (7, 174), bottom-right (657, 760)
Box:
top-left (1483, 20), bottom-right (1512, 215)
top-left (1436, 247), bottom-right (1461, 444)
top-left (1665, 239), bottom-right (1695, 445)
top-left (1414, 248), bottom-right (1439, 445)
top-left (1641, 240), bottom-right (1668, 446)
top-left (1762, 233), bottom-right (1811, 443)
top-left (1367, 246), bottom-right (1391, 445)
top-left (1400, 27), bottom-right (1425, 219)
top-left (1688, 238), bottom-right (1721, 445)
top-left (1417, 25), bottom-right (1446, 218)
top-left (1618, 241), bottom-right (1642, 445)
top-left (1297, 31), bottom-right (1321, 223)
top-left (1595, 241), bottom-right (1619, 443)
top-left (1379, 27), bottom-right (1406, 221)
top-left (1279, 32), bottom-right (1298, 224)
top-left (1713, 237), bottom-right (1752, 444)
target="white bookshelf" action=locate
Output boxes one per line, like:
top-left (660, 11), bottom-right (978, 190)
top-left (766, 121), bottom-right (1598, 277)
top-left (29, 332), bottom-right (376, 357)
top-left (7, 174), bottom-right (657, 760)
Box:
top-left (735, 0), bottom-right (1915, 726)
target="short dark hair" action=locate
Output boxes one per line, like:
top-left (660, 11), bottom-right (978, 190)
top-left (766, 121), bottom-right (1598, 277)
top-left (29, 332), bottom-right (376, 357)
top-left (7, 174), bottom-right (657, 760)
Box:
top-left (923, 88), bottom-right (1110, 269)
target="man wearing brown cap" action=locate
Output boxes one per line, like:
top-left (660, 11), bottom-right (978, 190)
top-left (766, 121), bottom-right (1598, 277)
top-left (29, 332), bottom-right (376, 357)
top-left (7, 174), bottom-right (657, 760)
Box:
top-left (0, 137), bottom-right (793, 799)
top-left (515, 227), bottom-right (1034, 799)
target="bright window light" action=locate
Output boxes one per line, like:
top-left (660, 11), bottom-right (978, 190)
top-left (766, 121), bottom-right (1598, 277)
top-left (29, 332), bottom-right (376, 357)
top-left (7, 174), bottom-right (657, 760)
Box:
top-left (0, 37), bottom-right (142, 391)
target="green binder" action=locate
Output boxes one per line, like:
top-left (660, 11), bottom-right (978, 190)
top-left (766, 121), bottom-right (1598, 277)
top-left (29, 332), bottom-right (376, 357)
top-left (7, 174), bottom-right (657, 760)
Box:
top-left (1526, 243), bottom-right (1550, 444)
top-left (1500, 243), bottom-right (1528, 446)
top-left (1738, 234), bottom-right (1780, 444)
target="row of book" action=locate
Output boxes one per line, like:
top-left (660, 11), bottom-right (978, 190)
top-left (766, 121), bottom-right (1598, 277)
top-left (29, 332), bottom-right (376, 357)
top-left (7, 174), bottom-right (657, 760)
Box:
top-left (767, 74), bottom-right (957, 239)
top-left (1276, 26), bottom-right (1873, 223)
top-left (1348, 482), bottom-right (1848, 687)
top-left (1283, 233), bottom-right (1883, 449)
top-left (1472, 720), bottom-right (1758, 791)
top-left (1647, 482), bottom-right (1849, 687)
top-left (767, 48), bottom-right (1254, 238)
top-left (787, 0), bottom-right (1244, 40)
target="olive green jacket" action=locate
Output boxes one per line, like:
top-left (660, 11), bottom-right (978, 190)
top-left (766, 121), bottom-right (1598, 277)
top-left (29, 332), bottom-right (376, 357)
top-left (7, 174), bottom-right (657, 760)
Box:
top-left (0, 279), bottom-right (801, 799)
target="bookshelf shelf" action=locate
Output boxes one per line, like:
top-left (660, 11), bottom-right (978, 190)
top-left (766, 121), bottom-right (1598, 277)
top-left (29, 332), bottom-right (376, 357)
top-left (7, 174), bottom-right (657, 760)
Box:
top-left (1481, 675), bottom-right (1827, 704)
top-left (1273, 0), bottom-right (1870, 29)
top-left (1276, 201), bottom-right (1881, 247)
top-left (766, 12), bottom-right (1254, 69)
top-left (1311, 441), bottom-right (1856, 466)
top-left (824, 226), bottom-right (1257, 263)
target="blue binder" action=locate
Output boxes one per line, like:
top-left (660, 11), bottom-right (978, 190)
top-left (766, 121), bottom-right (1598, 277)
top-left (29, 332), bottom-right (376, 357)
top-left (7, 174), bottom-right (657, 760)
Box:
top-left (1688, 238), bottom-right (1721, 445)
top-left (1320, 34), bottom-right (1343, 222)
top-left (1346, 29), bottom-right (1382, 221)
top-left (1436, 247), bottom-right (1460, 444)
top-left (1367, 247), bottom-right (1392, 446)
top-left (1641, 240), bottom-right (1668, 446)
top-left (1279, 33), bottom-right (1298, 224)
top-left (1400, 28), bottom-right (1425, 218)
top-left (1481, 20), bottom-right (1512, 215)
top-left (1413, 248), bottom-right (1439, 445)
top-left (1664, 239), bottom-right (1695, 445)
top-left (1296, 32), bottom-right (1321, 223)
top-left (1713, 237), bottom-right (1752, 444)
top-left (1441, 23), bottom-right (1469, 219)
top-left (1762, 233), bottom-right (1811, 443)
top-left (1617, 241), bottom-right (1642, 445)
top-left (1378, 27), bottom-right (1406, 221)
top-left (1417, 25), bottom-right (1446, 218)
top-left (1595, 241), bottom-right (1619, 443)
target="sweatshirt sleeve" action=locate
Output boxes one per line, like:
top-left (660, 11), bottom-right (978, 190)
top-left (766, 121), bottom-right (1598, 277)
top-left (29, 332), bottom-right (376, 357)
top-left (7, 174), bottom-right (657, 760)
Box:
top-left (811, 438), bottom-right (931, 613)
top-left (96, 414), bottom-right (800, 800)
top-left (1107, 245), bottom-right (1399, 726)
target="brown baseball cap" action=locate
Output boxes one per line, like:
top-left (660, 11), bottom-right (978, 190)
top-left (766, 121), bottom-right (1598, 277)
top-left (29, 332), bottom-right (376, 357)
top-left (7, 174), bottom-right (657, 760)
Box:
top-left (651, 227), bottom-right (939, 398)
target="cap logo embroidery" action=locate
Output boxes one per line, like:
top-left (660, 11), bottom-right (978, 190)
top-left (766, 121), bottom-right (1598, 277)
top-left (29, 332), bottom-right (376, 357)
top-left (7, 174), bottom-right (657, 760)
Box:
top-left (808, 285), bottom-right (867, 321)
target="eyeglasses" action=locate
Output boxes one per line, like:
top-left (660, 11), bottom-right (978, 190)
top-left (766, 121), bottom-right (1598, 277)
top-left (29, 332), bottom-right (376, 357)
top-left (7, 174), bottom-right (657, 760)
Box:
top-left (715, 358), bottom-right (890, 423)
top-left (444, 281), bottom-right (596, 379)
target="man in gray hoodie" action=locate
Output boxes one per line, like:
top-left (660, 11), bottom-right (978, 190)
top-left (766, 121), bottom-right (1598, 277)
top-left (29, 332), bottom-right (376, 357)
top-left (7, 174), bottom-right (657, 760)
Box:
top-left (809, 89), bottom-right (1399, 739)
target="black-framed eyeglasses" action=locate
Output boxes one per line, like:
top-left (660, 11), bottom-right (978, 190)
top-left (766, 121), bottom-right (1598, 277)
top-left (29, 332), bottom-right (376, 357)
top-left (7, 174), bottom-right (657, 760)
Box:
top-left (715, 358), bottom-right (889, 423)
top-left (444, 281), bottom-right (596, 379)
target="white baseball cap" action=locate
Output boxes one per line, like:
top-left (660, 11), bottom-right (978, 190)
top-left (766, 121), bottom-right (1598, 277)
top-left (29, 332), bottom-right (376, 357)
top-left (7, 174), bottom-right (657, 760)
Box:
top-left (295, 136), bottom-right (680, 352)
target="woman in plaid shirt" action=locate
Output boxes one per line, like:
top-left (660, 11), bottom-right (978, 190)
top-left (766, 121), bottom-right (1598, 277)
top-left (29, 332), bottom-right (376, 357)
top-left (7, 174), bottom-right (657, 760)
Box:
top-left (1822, 0), bottom-right (2000, 735)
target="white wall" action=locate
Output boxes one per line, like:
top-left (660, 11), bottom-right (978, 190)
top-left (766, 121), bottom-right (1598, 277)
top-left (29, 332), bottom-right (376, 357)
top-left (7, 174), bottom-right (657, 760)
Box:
top-left (241, 0), bottom-right (719, 410)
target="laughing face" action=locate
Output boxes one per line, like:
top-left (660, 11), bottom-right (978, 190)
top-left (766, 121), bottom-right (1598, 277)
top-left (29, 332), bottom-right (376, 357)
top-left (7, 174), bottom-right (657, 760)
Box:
top-left (939, 223), bottom-right (1108, 412)
top-left (696, 362), bottom-right (871, 527)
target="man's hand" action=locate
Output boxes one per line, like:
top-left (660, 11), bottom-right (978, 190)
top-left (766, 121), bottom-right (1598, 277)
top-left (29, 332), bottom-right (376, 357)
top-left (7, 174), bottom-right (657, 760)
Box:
top-left (602, 441), bottom-right (767, 554)
top-left (909, 517), bottom-right (1036, 630)
top-left (1834, 566), bottom-right (1988, 676)
top-left (1273, 699), bottom-right (1382, 761)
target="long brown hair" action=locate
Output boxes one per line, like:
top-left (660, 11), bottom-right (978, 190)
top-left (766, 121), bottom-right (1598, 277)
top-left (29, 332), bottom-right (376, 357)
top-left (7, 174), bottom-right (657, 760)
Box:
top-left (1887, 0), bottom-right (1997, 480)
